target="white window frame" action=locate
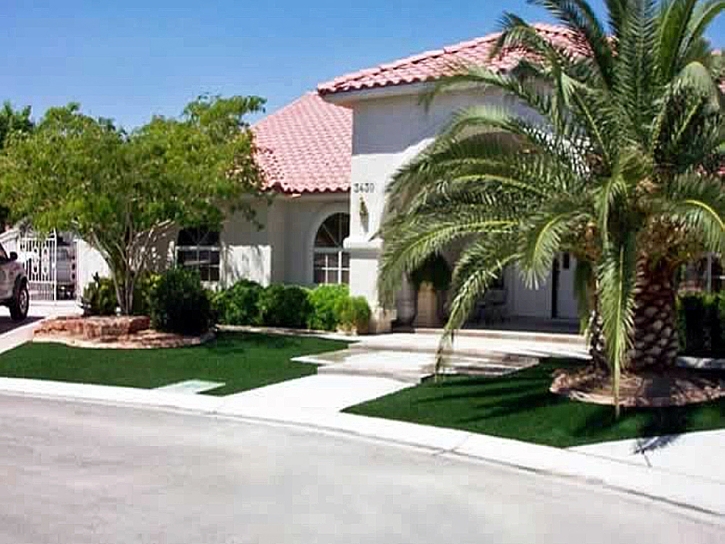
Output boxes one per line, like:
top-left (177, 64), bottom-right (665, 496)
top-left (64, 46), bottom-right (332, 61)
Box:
top-left (313, 212), bottom-right (350, 285)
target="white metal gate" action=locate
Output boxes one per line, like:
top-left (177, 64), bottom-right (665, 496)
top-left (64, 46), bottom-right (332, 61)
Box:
top-left (17, 231), bottom-right (78, 301)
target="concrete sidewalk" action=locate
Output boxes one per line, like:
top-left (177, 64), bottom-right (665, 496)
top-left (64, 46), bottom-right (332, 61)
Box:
top-left (0, 377), bottom-right (723, 517)
top-left (571, 429), bottom-right (725, 483)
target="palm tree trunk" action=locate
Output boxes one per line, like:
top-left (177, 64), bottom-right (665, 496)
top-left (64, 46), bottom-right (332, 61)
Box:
top-left (628, 262), bottom-right (679, 371)
top-left (588, 291), bottom-right (608, 371)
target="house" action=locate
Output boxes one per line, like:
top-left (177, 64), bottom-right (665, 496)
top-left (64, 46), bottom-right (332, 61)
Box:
top-left (4, 24), bottom-right (722, 330)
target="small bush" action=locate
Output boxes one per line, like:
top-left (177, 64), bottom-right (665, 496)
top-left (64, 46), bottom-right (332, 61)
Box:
top-left (257, 284), bottom-right (312, 329)
top-left (211, 279), bottom-right (263, 326)
top-left (149, 267), bottom-right (212, 336)
top-left (82, 274), bottom-right (118, 316)
top-left (307, 284), bottom-right (350, 331)
top-left (677, 292), bottom-right (725, 357)
top-left (335, 295), bottom-right (371, 334)
top-left (132, 272), bottom-right (161, 316)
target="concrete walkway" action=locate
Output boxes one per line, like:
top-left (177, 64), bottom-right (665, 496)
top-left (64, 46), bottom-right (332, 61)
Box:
top-left (220, 374), bottom-right (412, 412)
top-left (293, 331), bottom-right (589, 383)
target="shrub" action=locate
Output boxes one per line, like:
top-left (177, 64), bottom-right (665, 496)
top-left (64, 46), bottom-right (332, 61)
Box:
top-left (257, 284), bottom-right (312, 329)
top-left (677, 293), bottom-right (725, 357)
top-left (149, 267), bottom-right (212, 335)
top-left (132, 272), bottom-right (161, 316)
top-left (335, 295), bottom-right (371, 334)
top-left (82, 274), bottom-right (117, 316)
top-left (307, 284), bottom-right (350, 331)
top-left (211, 279), bottom-right (263, 326)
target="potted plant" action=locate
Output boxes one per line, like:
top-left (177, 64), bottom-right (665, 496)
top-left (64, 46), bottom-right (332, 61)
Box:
top-left (410, 255), bottom-right (451, 328)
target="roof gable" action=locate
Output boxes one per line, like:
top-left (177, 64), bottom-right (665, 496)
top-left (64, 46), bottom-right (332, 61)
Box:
top-left (252, 92), bottom-right (352, 194)
top-left (318, 24), bottom-right (587, 96)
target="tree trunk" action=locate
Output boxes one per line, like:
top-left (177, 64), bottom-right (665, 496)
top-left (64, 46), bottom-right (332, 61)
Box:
top-left (628, 262), bottom-right (679, 371)
top-left (588, 307), bottom-right (608, 371)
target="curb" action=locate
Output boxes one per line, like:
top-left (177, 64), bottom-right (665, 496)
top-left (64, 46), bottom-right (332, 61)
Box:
top-left (0, 377), bottom-right (723, 518)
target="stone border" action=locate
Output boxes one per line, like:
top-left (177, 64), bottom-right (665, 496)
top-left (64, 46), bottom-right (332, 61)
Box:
top-left (550, 368), bottom-right (725, 408)
top-left (33, 331), bottom-right (216, 350)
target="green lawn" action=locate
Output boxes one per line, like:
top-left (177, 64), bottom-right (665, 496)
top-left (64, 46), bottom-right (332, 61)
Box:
top-left (345, 359), bottom-right (725, 448)
top-left (0, 333), bottom-right (347, 396)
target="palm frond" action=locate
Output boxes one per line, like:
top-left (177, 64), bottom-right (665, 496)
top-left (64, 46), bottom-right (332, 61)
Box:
top-left (435, 238), bottom-right (519, 375)
top-left (597, 232), bottom-right (639, 417)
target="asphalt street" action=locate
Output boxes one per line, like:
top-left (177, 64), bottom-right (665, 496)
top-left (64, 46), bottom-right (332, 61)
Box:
top-left (0, 394), bottom-right (722, 544)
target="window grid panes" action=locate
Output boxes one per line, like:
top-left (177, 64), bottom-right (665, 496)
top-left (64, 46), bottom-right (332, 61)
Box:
top-left (313, 213), bottom-right (350, 285)
top-left (176, 228), bottom-right (221, 283)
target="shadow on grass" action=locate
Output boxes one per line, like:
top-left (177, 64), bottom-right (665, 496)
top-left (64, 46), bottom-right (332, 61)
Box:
top-left (350, 357), bottom-right (725, 448)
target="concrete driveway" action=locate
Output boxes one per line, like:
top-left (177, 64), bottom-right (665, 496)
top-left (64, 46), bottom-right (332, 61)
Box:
top-left (0, 313), bottom-right (41, 336)
top-left (0, 395), bottom-right (722, 544)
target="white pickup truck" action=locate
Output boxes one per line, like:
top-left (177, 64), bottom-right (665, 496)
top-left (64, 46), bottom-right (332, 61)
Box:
top-left (0, 241), bottom-right (29, 321)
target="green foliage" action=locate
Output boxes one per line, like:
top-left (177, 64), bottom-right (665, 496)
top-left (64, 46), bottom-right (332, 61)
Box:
top-left (335, 296), bottom-right (372, 334)
top-left (82, 275), bottom-right (117, 316)
top-left (211, 279), bottom-right (263, 326)
top-left (0, 101), bottom-right (33, 150)
top-left (257, 284), bottom-right (312, 329)
top-left (82, 272), bottom-right (160, 317)
top-left (678, 292), bottom-right (725, 357)
top-left (0, 96), bottom-right (267, 314)
top-left (410, 254), bottom-right (452, 292)
top-left (132, 272), bottom-right (162, 316)
top-left (149, 268), bottom-right (212, 336)
top-left (307, 284), bottom-right (350, 331)
top-left (210, 281), bottom-right (367, 333)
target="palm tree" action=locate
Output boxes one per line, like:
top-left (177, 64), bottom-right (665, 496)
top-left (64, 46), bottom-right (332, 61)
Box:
top-left (378, 0), bottom-right (725, 411)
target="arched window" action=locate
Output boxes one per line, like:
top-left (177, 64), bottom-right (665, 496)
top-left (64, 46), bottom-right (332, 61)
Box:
top-left (176, 228), bottom-right (221, 282)
top-left (313, 213), bottom-right (350, 285)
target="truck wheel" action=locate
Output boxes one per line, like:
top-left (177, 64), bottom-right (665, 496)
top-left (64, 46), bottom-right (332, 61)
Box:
top-left (10, 282), bottom-right (29, 322)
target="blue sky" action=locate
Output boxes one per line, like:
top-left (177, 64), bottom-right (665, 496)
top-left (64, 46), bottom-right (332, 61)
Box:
top-left (3, 1), bottom-right (724, 128)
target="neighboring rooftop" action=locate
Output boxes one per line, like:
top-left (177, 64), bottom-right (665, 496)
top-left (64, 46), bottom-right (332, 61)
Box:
top-left (318, 24), bottom-right (588, 96)
top-left (252, 92), bottom-right (352, 194)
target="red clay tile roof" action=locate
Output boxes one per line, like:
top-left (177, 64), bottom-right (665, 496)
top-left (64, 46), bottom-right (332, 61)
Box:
top-left (253, 92), bottom-right (352, 194)
top-left (318, 24), bottom-right (589, 95)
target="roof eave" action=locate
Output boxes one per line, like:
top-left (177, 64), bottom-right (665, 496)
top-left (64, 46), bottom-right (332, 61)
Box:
top-left (319, 81), bottom-right (436, 105)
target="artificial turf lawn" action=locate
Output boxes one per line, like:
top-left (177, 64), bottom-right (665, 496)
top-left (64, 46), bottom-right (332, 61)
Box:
top-left (344, 359), bottom-right (725, 448)
top-left (0, 333), bottom-right (347, 396)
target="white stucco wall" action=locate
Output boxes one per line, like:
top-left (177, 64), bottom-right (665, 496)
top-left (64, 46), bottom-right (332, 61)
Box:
top-left (221, 194), bottom-right (349, 287)
top-left (340, 86), bottom-right (574, 323)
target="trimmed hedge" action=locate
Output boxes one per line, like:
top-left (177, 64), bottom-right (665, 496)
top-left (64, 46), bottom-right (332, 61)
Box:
top-left (212, 281), bottom-right (371, 333)
top-left (257, 284), bottom-right (313, 329)
top-left (211, 280), bottom-right (263, 326)
top-left (677, 293), bottom-right (725, 357)
top-left (307, 284), bottom-right (350, 331)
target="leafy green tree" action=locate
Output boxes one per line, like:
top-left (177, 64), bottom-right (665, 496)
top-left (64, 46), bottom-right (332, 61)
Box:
top-left (0, 95), bottom-right (267, 314)
top-left (378, 0), bottom-right (724, 411)
top-left (0, 101), bottom-right (33, 227)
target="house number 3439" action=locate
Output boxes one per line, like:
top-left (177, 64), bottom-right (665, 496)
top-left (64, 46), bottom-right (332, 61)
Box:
top-left (353, 182), bottom-right (375, 193)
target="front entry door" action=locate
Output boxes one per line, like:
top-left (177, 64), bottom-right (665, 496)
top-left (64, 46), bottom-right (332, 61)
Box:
top-left (552, 253), bottom-right (578, 320)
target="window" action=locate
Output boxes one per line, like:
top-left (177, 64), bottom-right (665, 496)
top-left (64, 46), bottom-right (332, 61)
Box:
top-left (176, 228), bottom-right (221, 282)
top-left (679, 254), bottom-right (723, 293)
top-left (313, 213), bottom-right (350, 284)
